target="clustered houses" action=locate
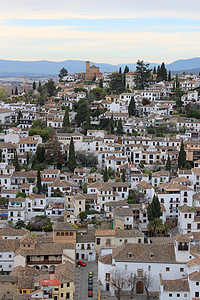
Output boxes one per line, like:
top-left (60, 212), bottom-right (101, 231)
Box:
top-left (1, 66), bottom-right (200, 299)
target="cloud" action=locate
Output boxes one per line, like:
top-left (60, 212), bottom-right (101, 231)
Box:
top-left (0, 22), bottom-right (199, 63)
top-left (1, 0), bottom-right (200, 20)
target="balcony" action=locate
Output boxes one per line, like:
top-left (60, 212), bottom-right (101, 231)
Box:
top-left (27, 259), bottom-right (62, 265)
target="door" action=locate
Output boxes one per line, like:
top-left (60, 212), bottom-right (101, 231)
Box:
top-left (76, 253), bottom-right (79, 260)
top-left (136, 281), bottom-right (143, 294)
top-left (106, 283), bottom-right (110, 291)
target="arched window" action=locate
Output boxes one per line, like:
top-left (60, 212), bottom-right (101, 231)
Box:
top-left (65, 232), bottom-right (68, 236)
top-left (61, 232), bottom-right (64, 236)
top-left (56, 232), bottom-right (60, 236)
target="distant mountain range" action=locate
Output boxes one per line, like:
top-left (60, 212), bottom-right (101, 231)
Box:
top-left (0, 57), bottom-right (200, 76)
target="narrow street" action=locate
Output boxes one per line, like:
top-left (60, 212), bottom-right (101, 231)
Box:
top-left (74, 261), bottom-right (98, 300)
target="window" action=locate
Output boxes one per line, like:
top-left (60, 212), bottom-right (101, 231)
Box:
top-left (66, 292), bottom-right (70, 299)
top-left (148, 266), bottom-right (151, 271)
top-left (177, 294), bottom-right (180, 297)
top-left (180, 268), bottom-right (184, 272)
top-left (196, 282), bottom-right (199, 286)
top-left (61, 293), bottom-right (63, 297)
top-left (169, 294), bottom-right (172, 297)
top-left (70, 232), bottom-right (73, 236)
top-left (105, 273), bottom-right (110, 281)
top-left (195, 292), bottom-right (199, 297)
top-left (56, 232), bottom-right (60, 236)
top-left (138, 239), bottom-right (141, 244)
top-left (67, 282), bottom-right (70, 287)
top-left (61, 284), bottom-right (63, 288)
top-left (166, 267), bottom-right (170, 272)
top-left (97, 238), bottom-right (101, 245)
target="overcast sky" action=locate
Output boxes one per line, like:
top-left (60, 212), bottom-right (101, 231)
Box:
top-left (0, 0), bottom-right (200, 64)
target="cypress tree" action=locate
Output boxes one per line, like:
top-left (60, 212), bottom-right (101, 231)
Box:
top-left (13, 151), bottom-right (20, 171)
top-left (33, 81), bottom-right (36, 90)
top-left (12, 89), bottom-right (13, 95)
top-left (63, 108), bottom-right (70, 128)
top-left (160, 62), bottom-right (167, 81)
top-left (15, 87), bottom-right (18, 95)
top-left (103, 167), bottom-right (108, 182)
top-left (151, 195), bottom-right (161, 219)
top-left (165, 155), bottom-right (171, 171)
top-left (37, 169), bottom-right (42, 194)
top-left (124, 65), bottom-right (129, 74)
top-left (121, 169), bottom-right (126, 182)
top-left (153, 66), bottom-right (157, 74)
top-left (26, 152), bottom-right (30, 165)
top-left (128, 96), bottom-right (136, 117)
top-left (116, 119), bottom-right (123, 134)
top-left (119, 67), bottom-right (122, 74)
top-left (178, 140), bottom-right (186, 169)
top-left (39, 81), bottom-right (41, 87)
top-left (68, 137), bottom-right (76, 172)
top-left (156, 66), bottom-right (161, 82)
top-left (84, 110), bottom-right (91, 135)
top-left (149, 195), bottom-right (161, 220)
top-left (99, 79), bottom-right (103, 88)
top-left (168, 71), bottom-right (172, 81)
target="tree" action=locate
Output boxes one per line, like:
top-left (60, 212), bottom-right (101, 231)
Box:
top-left (13, 150), bottom-right (20, 171)
top-left (75, 99), bottom-right (88, 126)
top-left (37, 169), bottom-right (42, 194)
top-left (160, 62), bottom-right (168, 81)
top-left (59, 67), bottom-right (68, 80)
top-left (26, 152), bottom-right (30, 165)
top-left (153, 66), bottom-right (156, 74)
top-left (35, 146), bottom-right (46, 164)
top-left (128, 272), bottom-right (137, 299)
top-left (124, 65), bottom-right (129, 74)
top-left (148, 218), bottom-right (166, 237)
top-left (121, 169), bottom-right (126, 182)
top-left (16, 192), bottom-right (26, 198)
top-left (0, 89), bottom-right (7, 101)
top-left (110, 268), bottom-right (130, 300)
top-left (116, 119), bottom-right (124, 134)
top-left (142, 271), bottom-right (153, 299)
top-left (103, 167), bottom-right (108, 182)
top-left (178, 140), bottom-right (186, 169)
top-left (63, 107), bottom-right (70, 128)
top-left (79, 211), bottom-right (87, 221)
top-left (15, 220), bottom-right (26, 229)
top-left (147, 195), bottom-right (161, 221)
top-left (32, 81), bottom-right (36, 90)
top-left (15, 87), bottom-right (18, 95)
top-left (99, 79), bottom-right (103, 88)
top-left (165, 155), bottom-right (171, 171)
top-left (76, 152), bottom-right (97, 168)
top-left (168, 71), bottom-right (172, 81)
top-left (128, 96), bottom-right (136, 117)
top-left (68, 137), bottom-right (76, 172)
top-left (134, 60), bottom-right (151, 90)
top-left (119, 67), bottom-right (122, 74)
top-left (109, 73), bottom-right (125, 94)
top-left (45, 132), bottom-right (64, 169)
top-left (88, 88), bottom-right (106, 104)
top-left (84, 110), bottom-right (91, 135)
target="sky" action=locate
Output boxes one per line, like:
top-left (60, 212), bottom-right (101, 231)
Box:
top-left (0, 0), bottom-right (200, 64)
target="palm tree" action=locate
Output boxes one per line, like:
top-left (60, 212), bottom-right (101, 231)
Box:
top-left (147, 218), bottom-right (166, 237)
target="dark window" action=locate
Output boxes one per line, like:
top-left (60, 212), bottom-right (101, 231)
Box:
top-left (97, 238), bottom-right (101, 245)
